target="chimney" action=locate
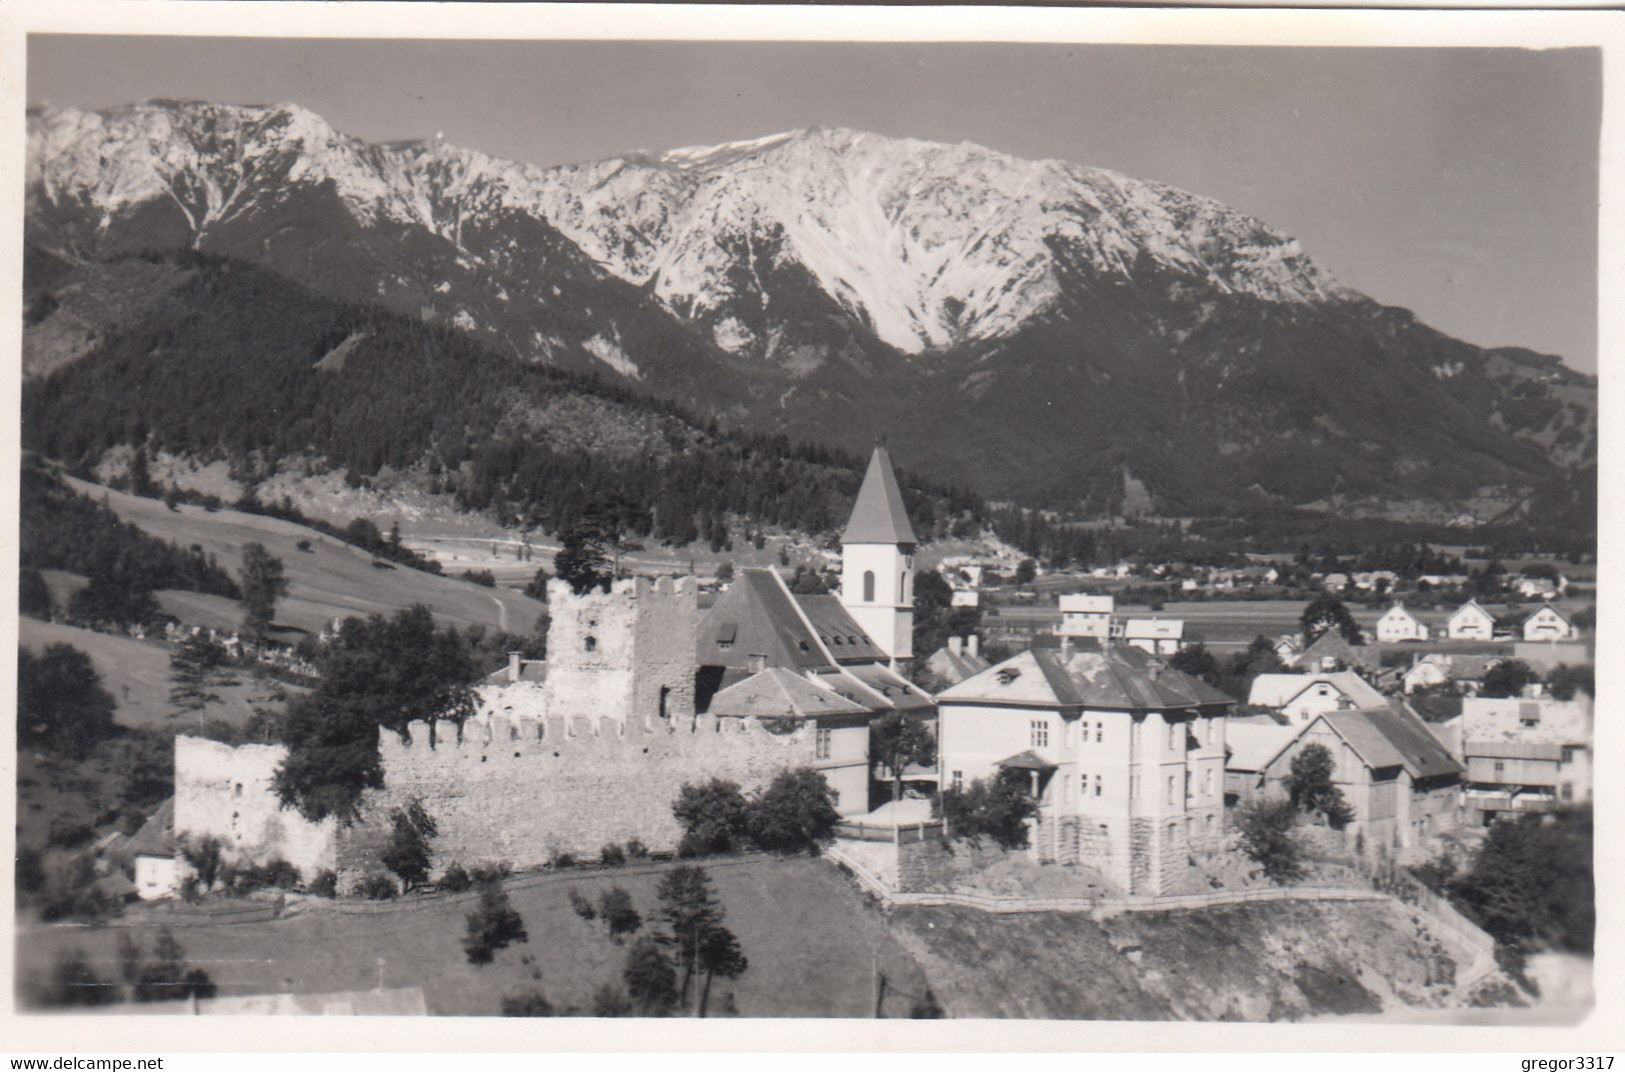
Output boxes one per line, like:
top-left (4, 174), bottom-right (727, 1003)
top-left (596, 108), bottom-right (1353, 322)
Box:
top-left (967, 634), bottom-right (979, 659)
top-left (748, 653), bottom-right (767, 674)
top-left (507, 651), bottom-right (522, 684)
top-left (949, 636), bottom-right (963, 657)
top-left (1336, 695), bottom-right (1354, 710)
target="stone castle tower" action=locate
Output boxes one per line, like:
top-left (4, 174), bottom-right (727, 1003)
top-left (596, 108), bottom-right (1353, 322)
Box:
top-left (543, 575), bottom-right (698, 727)
top-left (838, 445), bottom-right (917, 671)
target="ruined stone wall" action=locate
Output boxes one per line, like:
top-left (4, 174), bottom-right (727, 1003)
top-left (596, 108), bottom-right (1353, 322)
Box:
top-left (173, 737), bottom-right (338, 880)
top-left (542, 576), bottom-right (697, 726)
top-left (332, 710), bottom-right (818, 882)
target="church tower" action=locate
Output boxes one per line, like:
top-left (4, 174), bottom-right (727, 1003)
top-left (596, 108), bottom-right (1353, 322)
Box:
top-left (839, 445), bottom-right (918, 670)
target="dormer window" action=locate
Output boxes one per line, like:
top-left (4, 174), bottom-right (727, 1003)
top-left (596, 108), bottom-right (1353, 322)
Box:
top-left (996, 668), bottom-right (1021, 685)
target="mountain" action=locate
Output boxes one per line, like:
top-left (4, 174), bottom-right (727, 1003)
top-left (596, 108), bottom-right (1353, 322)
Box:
top-left (24, 100), bottom-right (1596, 519)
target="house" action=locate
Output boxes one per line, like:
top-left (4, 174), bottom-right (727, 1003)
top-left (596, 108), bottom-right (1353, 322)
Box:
top-left (1513, 574), bottom-right (1564, 600)
top-left (1120, 617), bottom-right (1185, 656)
top-left (1375, 602), bottom-right (1428, 644)
top-left (1401, 653), bottom-right (1501, 695)
top-left (1275, 704), bottom-right (1462, 849)
top-left (949, 589), bottom-right (981, 609)
top-left (707, 668), bottom-right (873, 815)
top-left (1296, 630), bottom-right (1377, 675)
top-left (1272, 635), bottom-right (1304, 667)
top-left (924, 635), bottom-right (990, 687)
top-left (1448, 696), bottom-right (1593, 825)
top-left (1445, 600), bottom-right (1496, 641)
top-left (127, 798), bottom-right (181, 901)
top-left (1246, 671), bottom-right (1389, 724)
top-left (1521, 604), bottom-right (1577, 642)
top-left (1056, 594), bottom-right (1114, 639)
top-left (1223, 721), bottom-right (1304, 806)
top-left (935, 642), bottom-right (1232, 894)
top-left (1322, 573), bottom-right (1349, 591)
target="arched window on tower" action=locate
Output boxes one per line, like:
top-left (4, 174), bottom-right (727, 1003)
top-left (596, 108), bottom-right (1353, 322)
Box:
top-left (863, 570), bottom-right (875, 602)
top-left (899, 571), bottom-right (908, 602)
top-left (584, 635), bottom-right (597, 653)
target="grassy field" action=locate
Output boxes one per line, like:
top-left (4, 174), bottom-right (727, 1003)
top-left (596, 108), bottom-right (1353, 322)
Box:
top-left (18, 618), bottom-right (287, 730)
top-left (15, 856), bottom-right (930, 1018)
top-left (65, 477), bottom-right (547, 639)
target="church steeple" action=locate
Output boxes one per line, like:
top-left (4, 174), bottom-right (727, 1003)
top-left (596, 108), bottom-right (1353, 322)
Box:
top-left (839, 445), bottom-right (917, 669)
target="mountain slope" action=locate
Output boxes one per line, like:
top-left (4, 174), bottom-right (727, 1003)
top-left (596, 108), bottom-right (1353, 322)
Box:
top-left (25, 101), bottom-right (1595, 517)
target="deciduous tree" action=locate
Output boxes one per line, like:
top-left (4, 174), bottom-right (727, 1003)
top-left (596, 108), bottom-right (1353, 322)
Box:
top-left (871, 710), bottom-right (937, 803)
top-left (238, 542), bottom-right (289, 649)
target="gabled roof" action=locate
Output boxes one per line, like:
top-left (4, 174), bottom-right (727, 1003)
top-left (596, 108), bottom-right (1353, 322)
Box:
top-left (841, 446), bottom-right (917, 546)
top-left (996, 750), bottom-right (1058, 772)
top-left (1521, 604), bottom-right (1572, 626)
top-left (127, 798), bottom-right (176, 858)
top-left (926, 645), bottom-right (991, 685)
top-left (697, 568), bottom-right (830, 672)
top-left (1225, 721), bottom-right (1306, 772)
top-left (1448, 599), bottom-right (1495, 623)
top-left (841, 663), bottom-right (935, 712)
top-left (796, 595), bottom-right (886, 663)
top-left (938, 644), bottom-right (1232, 710)
top-left (708, 667), bottom-right (869, 720)
top-left (1318, 704), bottom-right (1462, 779)
top-left (1298, 629), bottom-right (1375, 671)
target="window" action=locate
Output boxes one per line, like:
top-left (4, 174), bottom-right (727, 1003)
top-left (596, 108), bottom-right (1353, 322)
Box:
top-left (234, 783), bottom-right (243, 799)
top-left (1167, 776), bottom-right (1176, 805)
top-left (815, 728), bottom-right (832, 760)
top-left (863, 570), bottom-right (875, 602)
top-left (1185, 770), bottom-right (1192, 800)
top-left (1095, 722), bottom-right (1103, 744)
top-left (1031, 720), bottom-right (1049, 748)
top-left (1493, 760), bottom-right (1505, 774)
top-left (584, 635), bottom-right (597, 653)
top-left (952, 771), bottom-right (963, 791)
top-left (899, 571), bottom-right (908, 602)
top-left (1094, 777), bottom-right (1102, 798)
top-left (659, 686), bottom-right (671, 720)
top-left (1562, 783), bottom-right (1574, 801)
top-left (1081, 773), bottom-right (1090, 798)
top-left (1206, 813), bottom-right (1215, 832)
top-left (1561, 746), bottom-right (1577, 764)
top-left (1204, 768), bottom-right (1213, 796)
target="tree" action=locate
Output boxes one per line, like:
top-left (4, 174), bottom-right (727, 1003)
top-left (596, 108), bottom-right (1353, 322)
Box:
top-left (1300, 592), bottom-right (1362, 646)
top-left (554, 498), bottom-right (641, 595)
top-left (464, 876), bottom-right (529, 965)
top-left (17, 643), bottom-right (118, 759)
top-left (940, 768), bottom-right (1038, 850)
top-left (39, 948), bottom-right (116, 1007)
top-left (1546, 664), bottom-right (1594, 701)
top-left (380, 798), bottom-right (439, 892)
top-left (134, 928), bottom-right (214, 1003)
top-left (747, 768), bottom-right (841, 853)
top-left (1284, 744), bottom-right (1355, 829)
top-left (1449, 809), bottom-right (1592, 956)
top-left (19, 567), bottom-right (53, 620)
top-left (600, 886), bottom-right (642, 938)
top-left (622, 937), bottom-right (678, 1016)
top-left (656, 865), bottom-right (728, 1009)
top-left (523, 568), bottom-right (551, 601)
top-left (671, 779), bottom-right (751, 856)
top-left (238, 542), bottom-right (289, 649)
top-left (715, 561), bottom-right (735, 585)
top-left (696, 923), bottom-right (748, 1016)
top-left (168, 632), bottom-right (236, 722)
top-left (871, 710), bottom-right (937, 803)
top-left (591, 983), bottom-right (634, 1017)
top-left (1480, 659), bottom-right (1539, 699)
top-left (1235, 798), bottom-right (1303, 884)
top-left (178, 834), bottom-right (225, 893)
top-left (1169, 643), bottom-right (1219, 681)
top-left (274, 604), bottom-right (478, 822)
top-left (1014, 558), bottom-right (1037, 586)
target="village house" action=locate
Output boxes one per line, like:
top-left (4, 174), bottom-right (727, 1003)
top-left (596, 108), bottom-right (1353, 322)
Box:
top-left (1375, 602), bottom-right (1429, 644)
top-left (1521, 603), bottom-right (1578, 642)
top-left (1222, 721), bottom-right (1303, 806)
top-left (1120, 617), bottom-right (1186, 656)
top-left (1438, 695), bottom-right (1593, 826)
top-left (1445, 599), bottom-right (1496, 641)
top-left (1056, 593), bottom-right (1114, 639)
top-left (923, 634), bottom-right (990, 687)
top-left (934, 642), bottom-right (1231, 894)
top-left (1401, 653), bottom-right (1501, 696)
top-left (1272, 634), bottom-right (1304, 667)
top-left (1247, 671), bottom-right (1389, 724)
top-left (127, 798), bottom-right (181, 901)
top-left (1294, 629), bottom-right (1378, 676)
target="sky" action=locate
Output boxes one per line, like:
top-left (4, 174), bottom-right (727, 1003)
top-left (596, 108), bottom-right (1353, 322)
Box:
top-left (27, 36), bottom-right (1602, 372)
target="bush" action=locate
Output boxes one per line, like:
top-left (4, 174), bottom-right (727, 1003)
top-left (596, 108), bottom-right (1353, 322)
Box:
top-left (568, 888), bottom-right (597, 922)
top-left (622, 936), bottom-right (677, 1016)
top-left (672, 779), bottom-right (750, 857)
top-left (600, 886), bottom-right (642, 938)
top-left (133, 929), bottom-right (215, 1004)
top-left (548, 850), bottom-right (578, 870)
top-left (941, 769), bottom-right (1038, 850)
top-left (462, 569), bottom-right (497, 588)
top-left (352, 874), bottom-right (398, 900)
top-left (1236, 798), bottom-right (1304, 884)
top-left (309, 869), bottom-right (338, 898)
top-left (599, 842), bottom-right (627, 867)
top-left (30, 947), bottom-right (118, 1007)
top-left (439, 863), bottom-right (473, 893)
top-left (591, 983), bottom-right (633, 1017)
top-left (624, 838), bottom-right (649, 860)
top-left (464, 877), bottom-right (528, 965)
top-left (381, 798), bottom-right (439, 892)
top-left (471, 861), bottom-right (513, 884)
top-left (747, 768), bottom-right (841, 854)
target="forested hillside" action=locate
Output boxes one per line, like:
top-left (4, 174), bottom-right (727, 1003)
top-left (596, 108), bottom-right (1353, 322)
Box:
top-left (22, 249), bottom-right (982, 547)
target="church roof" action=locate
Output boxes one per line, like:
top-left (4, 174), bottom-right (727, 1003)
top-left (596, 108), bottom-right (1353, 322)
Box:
top-left (841, 446), bottom-right (918, 546)
top-left (697, 569), bottom-right (830, 672)
top-left (796, 595), bottom-right (886, 663)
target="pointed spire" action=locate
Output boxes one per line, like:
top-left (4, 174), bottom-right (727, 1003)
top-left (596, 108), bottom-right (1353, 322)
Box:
top-left (842, 445), bottom-right (917, 546)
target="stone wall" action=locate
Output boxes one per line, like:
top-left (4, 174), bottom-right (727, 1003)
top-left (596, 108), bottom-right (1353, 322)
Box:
top-left (894, 833), bottom-right (1013, 892)
top-left (173, 737), bottom-right (339, 880)
top-left (542, 575), bottom-right (697, 727)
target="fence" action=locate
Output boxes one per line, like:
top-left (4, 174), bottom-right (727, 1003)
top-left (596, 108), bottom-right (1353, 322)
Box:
top-left (833, 820), bottom-right (944, 846)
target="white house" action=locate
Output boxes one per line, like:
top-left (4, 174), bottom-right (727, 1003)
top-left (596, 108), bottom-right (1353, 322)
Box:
top-left (1120, 617), bottom-right (1185, 656)
top-left (1247, 671), bottom-right (1390, 724)
top-left (1375, 602), bottom-right (1429, 643)
top-left (1445, 600), bottom-right (1496, 641)
top-left (1521, 604), bottom-right (1577, 642)
top-left (936, 643), bottom-right (1232, 895)
top-left (128, 798), bottom-right (181, 901)
top-left (1056, 594), bottom-right (1114, 639)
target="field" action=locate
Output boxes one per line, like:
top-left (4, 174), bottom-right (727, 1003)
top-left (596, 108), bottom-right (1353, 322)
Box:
top-left (18, 618), bottom-right (288, 730)
top-left (15, 856), bottom-right (930, 1018)
top-left (64, 476), bottom-right (547, 639)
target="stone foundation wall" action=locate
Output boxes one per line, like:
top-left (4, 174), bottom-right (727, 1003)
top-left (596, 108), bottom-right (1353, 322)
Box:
top-left (894, 834), bottom-right (1013, 893)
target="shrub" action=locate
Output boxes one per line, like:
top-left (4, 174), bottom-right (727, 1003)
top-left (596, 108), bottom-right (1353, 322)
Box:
top-left (568, 888), bottom-right (597, 922)
top-left (599, 842), bottom-right (627, 867)
top-left (548, 850), bottom-right (578, 870)
top-left (352, 874), bottom-right (398, 900)
top-left (941, 769), bottom-right (1038, 850)
top-left (622, 937), bottom-right (677, 1016)
top-left (439, 863), bottom-right (473, 893)
top-left (591, 983), bottom-right (633, 1017)
top-left (309, 869), bottom-right (338, 898)
top-left (600, 886), bottom-right (642, 938)
top-left (381, 798), bottom-right (439, 892)
top-left (1236, 798), bottom-right (1304, 884)
top-left (296, 539), bottom-right (313, 553)
top-left (133, 929), bottom-right (215, 1004)
top-left (464, 877), bottom-right (528, 965)
top-left (462, 569), bottom-right (497, 588)
top-left (471, 861), bottom-right (513, 884)
top-left (747, 768), bottom-right (841, 854)
top-left (672, 779), bottom-right (750, 857)
top-left (32, 947), bottom-right (118, 1007)
top-left (624, 838), bottom-right (649, 860)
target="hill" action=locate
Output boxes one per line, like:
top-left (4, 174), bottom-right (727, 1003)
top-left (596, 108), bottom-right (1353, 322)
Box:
top-left (56, 475), bottom-right (547, 640)
top-left (25, 101), bottom-right (1596, 519)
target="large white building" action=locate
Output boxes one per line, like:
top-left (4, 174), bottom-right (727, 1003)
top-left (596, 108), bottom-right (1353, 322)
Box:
top-left (1056, 594), bottom-right (1114, 639)
top-left (935, 643), bottom-right (1231, 894)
